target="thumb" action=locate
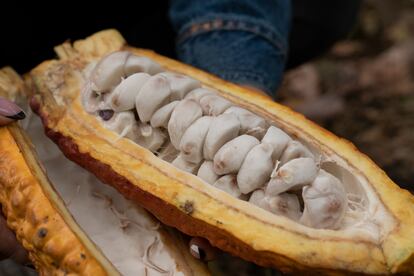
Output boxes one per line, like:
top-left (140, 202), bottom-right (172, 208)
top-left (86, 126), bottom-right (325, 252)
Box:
top-left (0, 97), bottom-right (25, 126)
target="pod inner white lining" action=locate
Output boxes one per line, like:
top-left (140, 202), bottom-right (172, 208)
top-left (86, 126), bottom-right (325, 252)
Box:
top-left (24, 110), bottom-right (185, 276)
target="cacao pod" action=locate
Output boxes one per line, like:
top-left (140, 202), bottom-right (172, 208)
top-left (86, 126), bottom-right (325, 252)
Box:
top-left (29, 29), bottom-right (414, 275)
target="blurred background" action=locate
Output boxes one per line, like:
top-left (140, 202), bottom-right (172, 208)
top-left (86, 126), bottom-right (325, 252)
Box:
top-left (277, 0), bottom-right (414, 195)
top-left (1, 0), bottom-right (413, 275)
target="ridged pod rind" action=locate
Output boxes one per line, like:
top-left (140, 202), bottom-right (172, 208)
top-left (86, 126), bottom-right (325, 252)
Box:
top-left (0, 125), bottom-right (113, 275)
top-left (30, 29), bottom-right (414, 275)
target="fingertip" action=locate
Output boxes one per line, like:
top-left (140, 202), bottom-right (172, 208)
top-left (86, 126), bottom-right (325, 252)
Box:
top-left (0, 116), bottom-right (14, 126)
top-left (0, 97), bottom-right (25, 125)
top-left (0, 214), bottom-right (28, 264)
top-left (189, 237), bottom-right (217, 261)
top-left (10, 244), bottom-right (30, 265)
top-left (6, 111), bottom-right (26, 120)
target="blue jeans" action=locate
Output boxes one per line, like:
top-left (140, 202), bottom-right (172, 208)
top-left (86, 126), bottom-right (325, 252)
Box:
top-left (169, 0), bottom-right (291, 97)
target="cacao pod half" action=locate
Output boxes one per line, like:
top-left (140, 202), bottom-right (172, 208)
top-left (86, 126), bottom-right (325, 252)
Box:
top-left (0, 67), bottom-right (209, 275)
top-left (29, 29), bottom-right (414, 275)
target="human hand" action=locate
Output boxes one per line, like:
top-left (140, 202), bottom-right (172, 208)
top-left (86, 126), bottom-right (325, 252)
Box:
top-left (189, 237), bottom-right (218, 262)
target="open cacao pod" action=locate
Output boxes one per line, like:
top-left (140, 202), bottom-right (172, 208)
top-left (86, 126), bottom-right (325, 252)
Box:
top-left (0, 67), bottom-right (209, 275)
top-left (28, 29), bottom-right (414, 275)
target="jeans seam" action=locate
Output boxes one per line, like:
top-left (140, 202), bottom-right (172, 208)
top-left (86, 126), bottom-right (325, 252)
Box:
top-left (176, 16), bottom-right (288, 55)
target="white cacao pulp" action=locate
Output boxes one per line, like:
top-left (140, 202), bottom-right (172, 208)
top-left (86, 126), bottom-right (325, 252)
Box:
top-left (82, 51), bottom-right (384, 233)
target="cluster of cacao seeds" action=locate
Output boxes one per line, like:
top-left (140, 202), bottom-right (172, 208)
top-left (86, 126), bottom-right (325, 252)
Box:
top-left (82, 51), bottom-right (349, 230)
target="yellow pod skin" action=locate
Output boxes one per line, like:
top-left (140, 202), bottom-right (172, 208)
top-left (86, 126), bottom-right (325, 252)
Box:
top-left (28, 30), bottom-right (414, 275)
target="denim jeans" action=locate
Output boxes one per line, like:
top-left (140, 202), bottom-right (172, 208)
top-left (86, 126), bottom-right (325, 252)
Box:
top-left (169, 0), bottom-right (291, 97)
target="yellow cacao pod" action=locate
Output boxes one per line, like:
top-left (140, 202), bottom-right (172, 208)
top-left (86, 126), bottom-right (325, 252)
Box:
top-left (28, 29), bottom-right (414, 275)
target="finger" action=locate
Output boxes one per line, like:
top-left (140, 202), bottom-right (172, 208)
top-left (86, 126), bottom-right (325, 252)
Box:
top-left (189, 237), bottom-right (218, 261)
top-left (9, 241), bottom-right (29, 265)
top-left (0, 214), bottom-right (29, 264)
top-left (0, 97), bottom-right (25, 126)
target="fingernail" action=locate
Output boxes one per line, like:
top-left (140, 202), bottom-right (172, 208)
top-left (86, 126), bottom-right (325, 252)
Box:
top-left (0, 97), bottom-right (25, 120)
top-left (6, 111), bottom-right (25, 120)
top-left (190, 244), bottom-right (206, 260)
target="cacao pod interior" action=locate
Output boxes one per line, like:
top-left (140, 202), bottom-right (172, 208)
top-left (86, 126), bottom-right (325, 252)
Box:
top-left (29, 30), bottom-right (414, 274)
top-left (82, 51), bottom-right (395, 235)
top-left (81, 50), bottom-right (393, 238)
top-left (0, 67), bottom-right (208, 275)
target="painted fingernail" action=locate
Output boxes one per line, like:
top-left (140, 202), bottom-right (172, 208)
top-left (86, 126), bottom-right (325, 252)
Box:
top-left (190, 244), bottom-right (206, 260)
top-left (189, 237), bottom-right (217, 261)
top-left (0, 97), bottom-right (25, 120)
top-left (6, 111), bottom-right (25, 120)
